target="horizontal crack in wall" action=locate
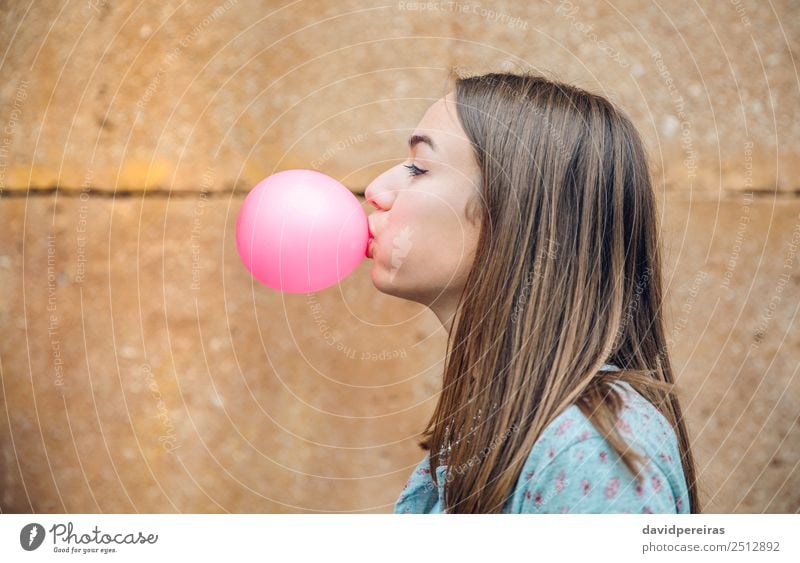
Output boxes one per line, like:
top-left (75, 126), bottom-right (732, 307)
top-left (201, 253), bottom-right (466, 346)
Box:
top-left (0, 186), bottom-right (370, 198)
top-left (3, 187), bottom-right (800, 200)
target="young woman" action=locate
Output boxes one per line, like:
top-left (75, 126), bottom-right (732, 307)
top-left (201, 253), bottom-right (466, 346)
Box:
top-left (364, 71), bottom-right (700, 514)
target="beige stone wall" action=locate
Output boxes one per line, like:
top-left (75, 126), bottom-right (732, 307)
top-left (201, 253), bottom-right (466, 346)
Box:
top-left (0, 0), bottom-right (797, 513)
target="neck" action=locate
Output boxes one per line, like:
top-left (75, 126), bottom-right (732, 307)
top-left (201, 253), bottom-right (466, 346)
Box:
top-left (429, 293), bottom-right (462, 335)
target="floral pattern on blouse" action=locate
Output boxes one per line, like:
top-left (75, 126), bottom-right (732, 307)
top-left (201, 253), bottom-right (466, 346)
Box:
top-left (394, 378), bottom-right (691, 514)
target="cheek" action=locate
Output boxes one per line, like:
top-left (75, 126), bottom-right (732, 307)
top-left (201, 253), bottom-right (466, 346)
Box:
top-left (436, 220), bottom-right (478, 279)
top-left (400, 201), bottom-right (476, 277)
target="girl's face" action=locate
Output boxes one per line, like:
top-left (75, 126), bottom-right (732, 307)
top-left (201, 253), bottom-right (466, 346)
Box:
top-left (364, 92), bottom-right (483, 311)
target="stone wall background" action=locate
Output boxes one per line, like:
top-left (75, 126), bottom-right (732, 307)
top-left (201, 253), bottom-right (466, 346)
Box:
top-left (0, 0), bottom-right (797, 513)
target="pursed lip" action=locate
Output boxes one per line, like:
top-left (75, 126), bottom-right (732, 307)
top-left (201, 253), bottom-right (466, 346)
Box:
top-left (366, 238), bottom-right (375, 259)
top-left (366, 215), bottom-right (377, 259)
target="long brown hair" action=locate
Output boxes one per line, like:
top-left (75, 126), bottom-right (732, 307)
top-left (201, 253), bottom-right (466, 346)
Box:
top-left (419, 70), bottom-right (701, 513)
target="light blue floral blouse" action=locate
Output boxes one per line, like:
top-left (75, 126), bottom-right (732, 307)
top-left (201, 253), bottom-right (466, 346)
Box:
top-left (394, 365), bottom-right (691, 514)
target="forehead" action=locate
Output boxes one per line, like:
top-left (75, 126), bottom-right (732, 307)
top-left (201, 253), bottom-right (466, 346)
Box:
top-left (413, 93), bottom-right (468, 154)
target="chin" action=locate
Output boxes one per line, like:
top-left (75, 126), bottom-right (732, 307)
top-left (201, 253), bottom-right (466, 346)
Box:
top-left (370, 266), bottom-right (438, 310)
top-left (370, 263), bottom-right (411, 299)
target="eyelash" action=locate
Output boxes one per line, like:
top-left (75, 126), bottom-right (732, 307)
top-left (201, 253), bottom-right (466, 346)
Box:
top-left (403, 163), bottom-right (428, 177)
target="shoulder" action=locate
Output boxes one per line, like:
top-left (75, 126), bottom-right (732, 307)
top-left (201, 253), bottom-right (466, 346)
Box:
top-left (504, 381), bottom-right (690, 513)
top-left (393, 452), bottom-right (439, 513)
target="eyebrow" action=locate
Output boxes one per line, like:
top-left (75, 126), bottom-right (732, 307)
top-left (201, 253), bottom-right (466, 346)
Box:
top-left (408, 134), bottom-right (436, 152)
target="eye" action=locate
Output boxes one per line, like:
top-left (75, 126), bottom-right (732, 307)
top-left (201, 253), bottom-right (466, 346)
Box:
top-left (403, 163), bottom-right (428, 177)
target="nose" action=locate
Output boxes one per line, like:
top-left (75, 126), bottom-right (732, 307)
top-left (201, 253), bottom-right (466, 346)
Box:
top-left (364, 185), bottom-right (386, 211)
top-left (364, 168), bottom-right (397, 211)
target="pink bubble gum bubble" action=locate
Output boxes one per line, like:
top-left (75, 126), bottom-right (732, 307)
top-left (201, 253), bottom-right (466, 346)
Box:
top-left (235, 169), bottom-right (370, 294)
